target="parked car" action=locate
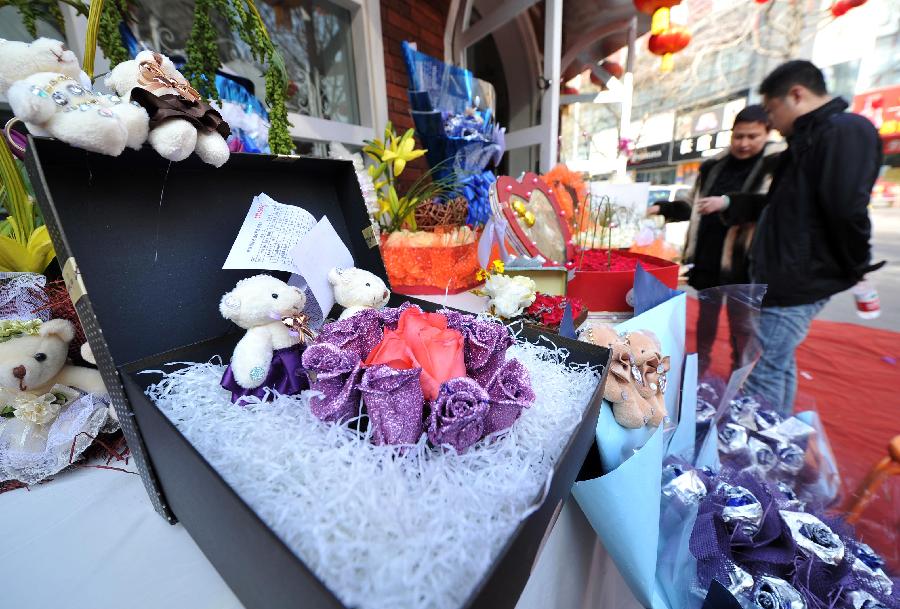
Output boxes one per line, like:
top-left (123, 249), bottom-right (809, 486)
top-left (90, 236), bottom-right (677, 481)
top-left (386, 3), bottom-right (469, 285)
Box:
top-left (648, 184), bottom-right (692, 207)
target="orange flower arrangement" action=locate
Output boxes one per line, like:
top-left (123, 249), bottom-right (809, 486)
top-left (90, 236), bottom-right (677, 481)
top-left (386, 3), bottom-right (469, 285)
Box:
top-left (539, 164), bottom-right (588, 232)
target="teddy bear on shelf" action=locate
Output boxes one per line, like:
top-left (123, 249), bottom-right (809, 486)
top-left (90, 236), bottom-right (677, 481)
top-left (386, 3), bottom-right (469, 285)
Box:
top-left (328, 267), bottom-right (391, 320)
top-left (219, 275), bottom-right (313, 403)
top-left (579, 323), bottom-right (668, 428)
top-left (105, 50), bottom-right (231, 167)
top-left (0, 37), bottom-right (149, 156)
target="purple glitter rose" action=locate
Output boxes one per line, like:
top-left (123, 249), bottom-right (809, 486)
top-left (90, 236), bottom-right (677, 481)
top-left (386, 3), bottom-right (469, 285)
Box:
top-left (316, 308), bottom-right (383, 362)
top-left (359, 364), bottom-right (424, 445)
top-left (427, 377), bottom-right (490, 453)
top-left (484, 358), bottom-right (535, 435)
top-left (378, 302), bottom-right (422, 330)
top-left (438, 308), bottom-right (477, 332)
top-left (463, 320), bottom-right (514, 386)
top-left (302, 343), bottom-right (363, 422)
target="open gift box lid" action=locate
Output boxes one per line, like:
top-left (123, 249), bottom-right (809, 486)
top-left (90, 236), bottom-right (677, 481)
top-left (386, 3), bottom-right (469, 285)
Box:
top-left (25, 137), bottom-right (610, 609)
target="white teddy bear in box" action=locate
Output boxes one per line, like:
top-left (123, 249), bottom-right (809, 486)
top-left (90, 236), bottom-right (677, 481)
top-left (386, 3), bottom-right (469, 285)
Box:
top-left (0, 319), bottom-right (108, 396)
top-left (0, 37), bottom-right (149, 156)
top-left (105, 50), bottom-right (231, 167)
top-left (328, 267), bottom-right (391, 320)
top-left (219, 275), bottom-right (312, 401)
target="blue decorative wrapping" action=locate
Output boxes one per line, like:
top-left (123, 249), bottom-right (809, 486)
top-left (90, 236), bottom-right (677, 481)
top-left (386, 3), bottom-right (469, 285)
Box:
top-left (459, 170), bottom-right (495, 225)
top-left (402, 42), bottom-right (473, 115)
top-left (401, 41), bottom-right (504, 227)
top-left (120, 22), bottom-right (142, 59)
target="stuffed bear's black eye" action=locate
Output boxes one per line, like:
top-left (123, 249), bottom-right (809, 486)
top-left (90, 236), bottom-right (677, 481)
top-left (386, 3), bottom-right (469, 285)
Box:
top-left (271, 293), bottom-right (279, 299)
top-left (365, 283), bottom-right (371, 287)
top-left (34, 353), bottom-right (47, 362)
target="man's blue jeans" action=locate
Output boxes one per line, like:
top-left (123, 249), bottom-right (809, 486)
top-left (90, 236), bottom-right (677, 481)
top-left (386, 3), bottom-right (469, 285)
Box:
top-left (743, 299), bottom-right (828, 415)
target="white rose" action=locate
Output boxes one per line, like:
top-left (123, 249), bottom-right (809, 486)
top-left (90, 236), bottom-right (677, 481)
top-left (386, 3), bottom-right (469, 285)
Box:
top-left (483, 274), bottom-right (510, 298)
top-left (13, 393), bottom-right (61, 426)
top-left (486, 275), bottom-right (537, 318)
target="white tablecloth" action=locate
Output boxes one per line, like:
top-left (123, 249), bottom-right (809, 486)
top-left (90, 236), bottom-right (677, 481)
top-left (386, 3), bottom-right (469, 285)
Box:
top-left (1, 293), bottom-right (641, 609)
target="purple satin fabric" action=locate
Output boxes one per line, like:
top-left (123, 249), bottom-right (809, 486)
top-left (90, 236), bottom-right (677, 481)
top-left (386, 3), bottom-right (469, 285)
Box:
top-left (221, 344), bottom-right (308, 404)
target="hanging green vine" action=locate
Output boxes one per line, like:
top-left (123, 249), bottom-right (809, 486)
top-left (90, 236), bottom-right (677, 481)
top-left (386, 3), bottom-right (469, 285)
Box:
top-left (182, 0), bottom-right (294, 154)
top-left (183, 0), bottom-right (221, 101)
top-left (263, 49), bottom-right (294, 155)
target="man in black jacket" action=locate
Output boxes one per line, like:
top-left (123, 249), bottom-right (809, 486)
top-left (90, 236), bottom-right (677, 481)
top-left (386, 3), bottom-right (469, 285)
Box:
top-left (649, 105), bottom-right (780, 374)
top-left (725, 61), bottom-right (883, 412)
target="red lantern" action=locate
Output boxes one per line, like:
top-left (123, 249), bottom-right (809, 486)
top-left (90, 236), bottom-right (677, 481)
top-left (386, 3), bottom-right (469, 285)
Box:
top-left (633, 0), bottom-right (681, 14)
top-left (830, 0), bottom-right (850, 16)
top-left (831, 0), bottom-right (865, 17)
top-left (649, 27), bottom-right (692, 55)
top-left (754, 0), bottom-right (770, 4)
top-left (635, 0), bottom-right (690, 73)
top-left (601, 60), bottom-right (625, 80)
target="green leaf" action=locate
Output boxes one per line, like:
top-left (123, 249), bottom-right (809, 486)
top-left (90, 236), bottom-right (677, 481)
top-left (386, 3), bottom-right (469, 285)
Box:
top-left (388, 186), bottom-right (400, 214)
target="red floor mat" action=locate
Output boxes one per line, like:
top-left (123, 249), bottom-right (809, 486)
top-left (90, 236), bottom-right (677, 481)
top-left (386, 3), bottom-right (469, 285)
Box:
top-left (686, 297), bottom-right (900, 570)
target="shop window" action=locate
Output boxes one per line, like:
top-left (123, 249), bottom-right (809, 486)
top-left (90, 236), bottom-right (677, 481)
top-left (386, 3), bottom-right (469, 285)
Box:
top-left (131, 0), bottom-right (360, 124)
top-left (91, 0), bottom-right (387, 147)
top-left (0, 6), bottom-right (66, 44)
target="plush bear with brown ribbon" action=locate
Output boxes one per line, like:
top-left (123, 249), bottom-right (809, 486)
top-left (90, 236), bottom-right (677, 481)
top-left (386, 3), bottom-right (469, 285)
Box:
top-left (106, 50), bottom-right (231, 167)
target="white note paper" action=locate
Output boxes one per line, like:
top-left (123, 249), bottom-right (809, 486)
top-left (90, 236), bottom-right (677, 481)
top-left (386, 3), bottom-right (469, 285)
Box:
top-left (290, 217), bottom-right (354, 316)
top-left (222, 193), bottom-right (317, 272)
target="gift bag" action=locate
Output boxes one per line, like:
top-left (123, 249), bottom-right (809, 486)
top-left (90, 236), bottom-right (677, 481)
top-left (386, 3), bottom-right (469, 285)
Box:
top-left (572, 286), bottom-right (693, 608)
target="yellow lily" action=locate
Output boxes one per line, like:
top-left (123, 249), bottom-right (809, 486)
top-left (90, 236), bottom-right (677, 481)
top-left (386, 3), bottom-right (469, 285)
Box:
top-left (363, 138), bottom-right (385, 163)
top-left (0, 225), bottom-right (56, 273)
top-left (381, 128), bottom-right (426, 176)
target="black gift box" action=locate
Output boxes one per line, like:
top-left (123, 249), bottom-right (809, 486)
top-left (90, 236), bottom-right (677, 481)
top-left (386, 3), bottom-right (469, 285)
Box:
top-left (26, 137), bottom-right (610, 609)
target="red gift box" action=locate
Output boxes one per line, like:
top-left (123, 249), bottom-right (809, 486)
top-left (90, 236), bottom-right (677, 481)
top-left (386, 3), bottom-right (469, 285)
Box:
top-left (567, 249), bottom-right (679, 312)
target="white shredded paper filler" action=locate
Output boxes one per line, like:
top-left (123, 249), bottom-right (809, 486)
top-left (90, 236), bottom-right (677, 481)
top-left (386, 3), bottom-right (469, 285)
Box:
top-left (147, 339), bottom-right (598, 609)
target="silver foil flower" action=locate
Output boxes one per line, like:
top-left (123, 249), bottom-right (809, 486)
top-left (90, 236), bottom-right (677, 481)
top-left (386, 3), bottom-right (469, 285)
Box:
top-left (753, 576), bottom-right (806, 609)
top-left (720, 484), bottom-right (763, 536)
top-left (779, 511), bottom-right (845, 565)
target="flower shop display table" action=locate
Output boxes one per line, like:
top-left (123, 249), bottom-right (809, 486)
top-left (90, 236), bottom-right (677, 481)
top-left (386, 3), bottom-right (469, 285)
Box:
top-left (2, 293), bottom-right (641, 609)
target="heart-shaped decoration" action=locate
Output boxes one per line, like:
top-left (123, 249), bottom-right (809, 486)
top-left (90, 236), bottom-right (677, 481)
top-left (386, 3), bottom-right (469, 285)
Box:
top-left (490, 173), bottom-right (574, 265)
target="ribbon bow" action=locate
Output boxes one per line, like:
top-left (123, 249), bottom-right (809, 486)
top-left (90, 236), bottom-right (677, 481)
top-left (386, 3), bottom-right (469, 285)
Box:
top-left (138, 55), bottom-right (200, 103)
top-left (477, 215), bottom-right (513, 269)
top-left (281, 313), bottom-right (315, 344)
